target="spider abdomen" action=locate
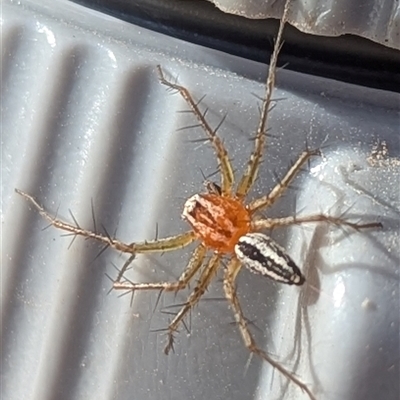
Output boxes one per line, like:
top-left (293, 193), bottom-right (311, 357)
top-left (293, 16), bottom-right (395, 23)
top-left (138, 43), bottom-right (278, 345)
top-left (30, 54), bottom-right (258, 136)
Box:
top-left (235, 232), bottom-right (305, 285)
top-left (182, 193), bottom-right (251, 253)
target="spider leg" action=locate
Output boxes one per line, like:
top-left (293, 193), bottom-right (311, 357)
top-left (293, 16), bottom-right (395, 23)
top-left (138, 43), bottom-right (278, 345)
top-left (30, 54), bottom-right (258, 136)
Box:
top-left (15, 189), bottom-right (196, 255)
top-left (248, 149), bottom-right (320, 213)
top-left (235, 1), bottom-right (290, 199)
top-left (164, 253), bottom-right (220, 355)
top-left (115, 253), bottom-right (136, 283)
top-left (223, 258), bottom-right (316, 400)
top-left (156, 66), bottom-right (234, 196)
top-left (113, 244), bottom-right (207, 293)
top-left (252, 214), bottom-right (382, 231)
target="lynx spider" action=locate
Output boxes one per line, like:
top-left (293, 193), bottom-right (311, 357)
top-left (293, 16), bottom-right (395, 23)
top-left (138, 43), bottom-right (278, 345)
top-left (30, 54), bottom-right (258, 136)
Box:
top-left (16, 1), bottom-right (382, 399)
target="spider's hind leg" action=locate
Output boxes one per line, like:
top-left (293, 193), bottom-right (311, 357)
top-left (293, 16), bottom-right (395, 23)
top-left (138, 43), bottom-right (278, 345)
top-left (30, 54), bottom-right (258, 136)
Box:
top-left (162, 253), bottom-right (220, 355)
top-left (223, 258), bottom-right (316, 400)
top-left (113, 244), bottom-right (211, 353)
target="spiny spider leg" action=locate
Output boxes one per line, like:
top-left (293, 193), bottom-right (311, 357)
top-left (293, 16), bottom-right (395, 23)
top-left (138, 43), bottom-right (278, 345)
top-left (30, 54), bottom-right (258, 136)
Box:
top-left (15, 189), bottom-right (196, 255)
top-left (157, 66), bottom-right (234, 196)
top-left (252, 214), bottom-right (383, 231)
top-left (115, 230), bottom-right (203, 282)
top-left (113, 244), bottom-right (207, 292)
top-left (223, 258), bottom-right (317, 400)
top-left (115, 253), bottom-right (136, 283)
top-left (164, 253), bottom-right (221, 355)
top-left (248, 149), bottom-right (321, 213)
top-left (235, 0), bottom-right (290, 199)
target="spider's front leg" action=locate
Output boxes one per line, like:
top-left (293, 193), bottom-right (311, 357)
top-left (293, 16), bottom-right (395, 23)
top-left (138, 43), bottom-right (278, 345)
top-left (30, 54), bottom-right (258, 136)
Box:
top-left (223, 258), bottom-right (316, 400)
top-left (248, 148), bottom-right (321, 213)
top-left (156, 66), bottom-right (234, 196)
top-left (235, 0), bottom-right (289, 200)
top-left (252, 214), bottom-right (382, 231)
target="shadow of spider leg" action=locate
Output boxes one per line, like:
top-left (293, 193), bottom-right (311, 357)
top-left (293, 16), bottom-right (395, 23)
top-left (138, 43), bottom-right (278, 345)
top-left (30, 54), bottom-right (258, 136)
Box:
top-left (114, 250), bottom-right (220, 354)
top-left (223, 258), bottom-right (317, 400)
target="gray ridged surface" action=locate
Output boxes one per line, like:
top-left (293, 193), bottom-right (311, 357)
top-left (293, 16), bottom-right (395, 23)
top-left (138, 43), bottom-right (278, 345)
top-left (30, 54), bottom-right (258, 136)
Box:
top-left (2, 1), bottom-right (399, 400)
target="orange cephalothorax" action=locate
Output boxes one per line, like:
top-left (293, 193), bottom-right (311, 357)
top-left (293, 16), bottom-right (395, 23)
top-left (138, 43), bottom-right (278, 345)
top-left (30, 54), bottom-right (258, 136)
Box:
top-left (182, 193), bottom-right (251, 253)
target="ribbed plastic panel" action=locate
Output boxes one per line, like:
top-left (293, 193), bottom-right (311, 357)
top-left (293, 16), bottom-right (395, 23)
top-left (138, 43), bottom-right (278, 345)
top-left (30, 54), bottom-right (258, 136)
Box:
top-left (2, 1), bottom-right (399, 400)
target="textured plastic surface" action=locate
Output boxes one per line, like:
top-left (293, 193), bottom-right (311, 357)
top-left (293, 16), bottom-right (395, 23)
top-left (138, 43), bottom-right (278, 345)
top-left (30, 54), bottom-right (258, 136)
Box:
top-left (210, 0), bottom-right (400, 49)
top-left (2, 1), bottom-right (399, 400)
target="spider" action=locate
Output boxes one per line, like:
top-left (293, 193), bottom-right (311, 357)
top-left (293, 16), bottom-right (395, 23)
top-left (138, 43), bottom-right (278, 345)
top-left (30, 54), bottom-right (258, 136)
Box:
top-left (15, 2), bottom-right (382, 399)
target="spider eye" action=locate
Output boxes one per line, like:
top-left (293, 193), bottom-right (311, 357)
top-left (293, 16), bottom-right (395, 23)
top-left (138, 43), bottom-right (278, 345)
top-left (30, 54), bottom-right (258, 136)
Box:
top-left (234, 233), bottom-right (305, 285)
top-left (203, 180), bottom-right (222, 195)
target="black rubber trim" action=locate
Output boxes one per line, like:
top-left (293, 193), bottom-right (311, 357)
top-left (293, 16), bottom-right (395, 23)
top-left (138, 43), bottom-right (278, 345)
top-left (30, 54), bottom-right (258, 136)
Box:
top-left (71, 0), bottom-right (400, 92)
